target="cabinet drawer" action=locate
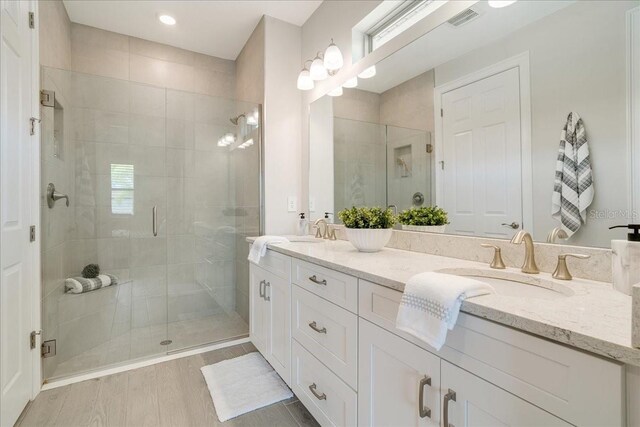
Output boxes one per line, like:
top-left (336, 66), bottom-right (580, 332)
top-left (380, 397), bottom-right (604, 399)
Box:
top-left (292, 259), bottom-right (358, 313)
top-left (292, 285), bottom-right (358, 389)
top-left (292, 341), bottom-right (357, 427)
top-left (358, 279), bottom-right (624, 427)
top-left (249, 246), bottom-right (291, 281)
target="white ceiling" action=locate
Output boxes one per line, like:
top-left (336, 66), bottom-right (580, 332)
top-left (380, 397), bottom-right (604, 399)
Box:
top-left (62, 0), bottom-right (323, 60)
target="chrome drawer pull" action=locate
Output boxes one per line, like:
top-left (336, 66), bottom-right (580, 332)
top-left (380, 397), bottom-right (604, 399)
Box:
top-left (418, 375), bottom-right (432, 418)
top-left (443, 388), bottom-right (456, 427)
top-left (309, 383), bottom-right (327, 401)
top-left (308, 321), bottom-right (327, 334)
top-left (259, 280), bottom-right (265, 298)
top-left (264, 282), bottom-right (271, 301)
top-left (308, 275), bottom-right (327, 286)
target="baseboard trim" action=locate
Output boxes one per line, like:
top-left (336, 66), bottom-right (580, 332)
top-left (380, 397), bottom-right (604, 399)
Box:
top-left (40, 335), bottom-right (250, 391)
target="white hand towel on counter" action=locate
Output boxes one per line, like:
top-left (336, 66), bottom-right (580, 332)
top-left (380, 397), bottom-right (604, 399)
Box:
top-left (248, 235), bottom-right (290, 264)
top-left (395, 272), bottom-right (494, 350)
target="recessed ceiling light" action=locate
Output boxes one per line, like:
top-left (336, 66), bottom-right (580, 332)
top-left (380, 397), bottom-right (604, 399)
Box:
top-left (158, 14), bottom-right (176, 26)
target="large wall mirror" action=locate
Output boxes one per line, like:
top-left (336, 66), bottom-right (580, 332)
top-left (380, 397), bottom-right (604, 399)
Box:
top-left (309, 0), bottom-right (640, 248)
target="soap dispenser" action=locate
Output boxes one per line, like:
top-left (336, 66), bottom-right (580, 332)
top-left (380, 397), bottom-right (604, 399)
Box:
top-left (609, 224), bottom-right (640, 295)
top-left (297, 213), bottom-right (308, 236)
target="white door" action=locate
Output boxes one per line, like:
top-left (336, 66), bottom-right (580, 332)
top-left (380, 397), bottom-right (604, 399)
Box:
top-left (1, 0), bottom-right (36, 426)
top-left (441, 361), bottom-right (571, 427)
top-left (265, 273), bottom-right (290, 385)
top-left (358, 319), bottom-right (440, 427)
top-left (441, 67), bottom-right (522, 238)
top-left (249, 264), bottom-right (268, 355)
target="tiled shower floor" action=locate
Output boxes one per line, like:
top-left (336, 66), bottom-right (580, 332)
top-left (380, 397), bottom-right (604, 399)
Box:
top-left (46, 281), bottom-right (248, 381)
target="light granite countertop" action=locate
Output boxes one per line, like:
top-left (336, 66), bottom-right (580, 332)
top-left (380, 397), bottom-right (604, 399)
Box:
top-left (248, 237), bottom-right (639, 367)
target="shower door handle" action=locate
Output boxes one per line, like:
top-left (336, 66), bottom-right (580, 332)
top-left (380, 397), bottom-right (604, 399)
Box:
top-left (152, 206), bottom-right (158, 237)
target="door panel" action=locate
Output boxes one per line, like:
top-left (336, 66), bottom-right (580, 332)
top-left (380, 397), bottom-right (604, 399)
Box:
top-left (249, 264), bottom-right (267, 355)
top-left (359, 319), bottom-right (440, 427)
top-left (442, 67), bottom-right (522, 238)
top-left (266, 273), bottom-right (290, 385)
top-left (441, 361), bottom-right (571, 427)
top-left (1, 0), bottom-right (34, 425)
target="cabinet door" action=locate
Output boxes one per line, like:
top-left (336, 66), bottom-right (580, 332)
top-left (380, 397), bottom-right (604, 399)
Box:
top-left (249, 264), bottom-right (268, 355)
top-left (265, 272), bottom-right (291, 385)
top-left (441, 360), bottom-right (571, 427)
top-left (359, 319), bottom-right (440, 427)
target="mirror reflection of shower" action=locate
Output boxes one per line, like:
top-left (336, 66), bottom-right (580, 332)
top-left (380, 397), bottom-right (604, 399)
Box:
top-left (219, 108), bottom-right (260, 149)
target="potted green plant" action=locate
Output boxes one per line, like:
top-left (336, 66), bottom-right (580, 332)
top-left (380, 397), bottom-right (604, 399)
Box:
top-left (337, 206), bottom-right (396, 252)
top-left (397, 206), bottom-right (449, 233)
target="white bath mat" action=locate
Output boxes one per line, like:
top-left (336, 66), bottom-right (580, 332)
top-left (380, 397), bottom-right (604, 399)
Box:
top-left (201, 352), bottom-right (293, 422)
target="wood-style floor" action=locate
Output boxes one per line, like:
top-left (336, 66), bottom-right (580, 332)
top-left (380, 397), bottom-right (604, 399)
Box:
top-left (16, 343), bottom-right (319, 427)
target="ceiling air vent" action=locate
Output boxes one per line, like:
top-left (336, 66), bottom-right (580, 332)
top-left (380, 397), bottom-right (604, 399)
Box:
top-left (447, 8), bottom-right (479, 27)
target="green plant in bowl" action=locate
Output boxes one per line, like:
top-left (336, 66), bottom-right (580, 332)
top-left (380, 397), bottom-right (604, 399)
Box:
top-left (398, 206), bottom-right (449, 233)
top-left (337, 206), bottom-right (396, 252)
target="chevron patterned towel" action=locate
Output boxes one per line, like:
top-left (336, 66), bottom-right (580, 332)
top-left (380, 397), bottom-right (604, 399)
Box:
top-left (551, 112), bottom-right (594, 237)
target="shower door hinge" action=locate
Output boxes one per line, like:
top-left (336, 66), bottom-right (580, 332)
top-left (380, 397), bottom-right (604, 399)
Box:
top-left (28, 12), bottom-right (35, 29)
top-left (29, 225), bottom-right (36, 242)
top-left (41, 339), bottom-right (56, 358)
top-left (440, 108), bottom-right (443, 117)
top-left (30, 330), bottom-right (40, 350)
top-left (40, 90), bottom-right (55, 107)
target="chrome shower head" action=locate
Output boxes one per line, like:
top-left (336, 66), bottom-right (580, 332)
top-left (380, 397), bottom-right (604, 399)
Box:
top-left (230, 113), bottom-right (246, 125)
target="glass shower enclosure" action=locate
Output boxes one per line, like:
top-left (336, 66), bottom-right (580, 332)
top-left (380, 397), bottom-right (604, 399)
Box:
top-left (40, 67), bottom-right (261, 381)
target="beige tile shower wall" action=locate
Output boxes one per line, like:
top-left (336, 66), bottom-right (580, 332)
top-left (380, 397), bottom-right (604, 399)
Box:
top-left (39, 0), bottom-right (72, 70)
top-left (333, 88), bottom-right (380, 123)
top-left (379, 69), bottom-right (435, 132)
top-left (70, 23), bottom-right (236, 99)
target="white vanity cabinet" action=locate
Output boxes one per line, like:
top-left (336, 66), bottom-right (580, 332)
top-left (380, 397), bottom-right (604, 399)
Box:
top-left (249, 251), bottom-right (292, 385)
top-left (249, 248), bottom-right (627, 427)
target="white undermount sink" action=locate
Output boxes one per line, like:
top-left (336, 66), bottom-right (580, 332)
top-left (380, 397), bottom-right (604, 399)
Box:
top-left (436, 267), bottom-right (575, 300)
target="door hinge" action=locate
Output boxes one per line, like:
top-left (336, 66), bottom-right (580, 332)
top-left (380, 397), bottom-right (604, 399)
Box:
top-left (426, 143), bottom-right (433, 154)
top-left (440, 108), bottom-right (444, 117)
top-left (41, 339), bottom-right (56, 358)
top-left (29, 225), bottom-right (36, 242)
top-left (40, 90), bottom-right (55, 107)
top-left (30, 330), bottom-right (41, 350)
top-left (29, 117), bottom-right (41, 136)
top-left (28, 12), bottom-right (35, 29)
top-left (439, 160), bottom-right (445, 170)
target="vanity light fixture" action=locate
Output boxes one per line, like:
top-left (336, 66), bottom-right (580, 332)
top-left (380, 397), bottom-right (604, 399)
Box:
top-left (310, 53), bottom-right (329, 81)
top-left (217, 137), bottom-right (228, 147)
top-left (246, 110), bottom-right (259, 126)
top-left (358, 65), bottom-right (377, 79)
top-left (488, 0), bottom-right (517, 8)
top-left (328, 86), bottom-right (343, 97)
top-left (224, 133), bottom-right (236, 143)
top-left (158, 14), bottom-right (176, 25)
top-left (297, 60), bottom-right (315, 90)
top-left (323, 39), bottom-right (344, 73)
top-left (343, 76), bottom-right (358, 88)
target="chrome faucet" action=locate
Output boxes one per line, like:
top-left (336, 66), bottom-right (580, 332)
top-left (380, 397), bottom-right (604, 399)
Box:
top-left (510, 230), bottom-right (539, 274)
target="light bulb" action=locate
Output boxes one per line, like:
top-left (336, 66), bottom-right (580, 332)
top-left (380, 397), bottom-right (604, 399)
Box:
top-left (217, 138), bottom-right (227, 147)
top-left (343, 76), bottom-right (358, 88)
top-left (297, 68), bottom-right (314, 90)
top-left (323, 40), bottom-right (343, 72)
top-left (488, 0), bottom-right (516, 8)
top-left (158, 14), bottom-right (176, 25)
top-left (310, 55), bottom-right (328, 81)
top-left (328, 86), bottom-right (343, 97)
top-left (224, 133), bottom-right (235, 143)
top-left (358, 65), bottom-right (376, 79)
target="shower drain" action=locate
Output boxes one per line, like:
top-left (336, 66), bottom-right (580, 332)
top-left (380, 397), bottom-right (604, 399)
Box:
top-left (160, 340), bottom-right (173, 346)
